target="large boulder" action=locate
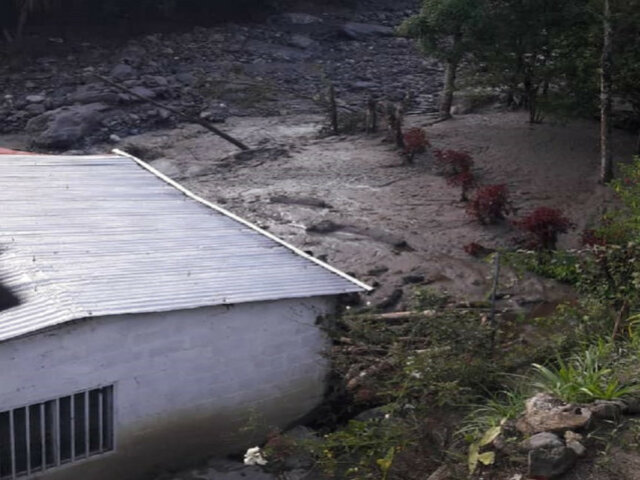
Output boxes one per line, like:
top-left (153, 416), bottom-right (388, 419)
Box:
top-left (340, 22), bottom-right (395, 40)
top-left (26, 103), bottom-right (109, 149)
top-left (516, 393), bottom-right (592, 435)
top-left (528, 446), bottom-right (577, 479)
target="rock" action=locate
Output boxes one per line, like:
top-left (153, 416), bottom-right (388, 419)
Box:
top-left (351, 81), bottom-right (379, 90)
top-left (307, 219), bottom-right (342, 233)
top-left (623, 395), bottom-right (640, 414)
top-left (566, 439), bottom-right (586, 457)
top-left (142, 75), bottom-right (169, 87)
top-left (109, 134), bottom-right (121, 143)
top-left (68, 84), bottom-right (119, 105)
top-left (402, 274), bottom-right (425, 285)
top-left (376, 288), bottom-right (403, 310)
top-left (24, 103), bottom-right (46, 115)
top-left (367, 266), bottom-right (389, 276)
top-left (426, 465), bottom-right (452, 480)
top-left (271, 12), bottom-right (323, 25)
top-left (270, 195), bottom-right (331, 209)
top-left (110, 63), bottom-right (137, 80)
top-left (174, 72), bottom-right (197, 86)
top-left (26, 94), bottom-right (45, 104)
top-left (129, 86), bottom-right (156, 100)
top-left (528, 446), bottom-right (577, 479)
top-left (521, 432), bottom-right (564, 451)
top-left (516, 393), bottom-right (592, 435)
top-left (26, 103), bottom-right (109, 149)
top-left (588, 399), bottom-right (625, 420)
top-left (288, 34), bottom-right (316, 49)
top-left (340, 23), bottom-right (395, 40)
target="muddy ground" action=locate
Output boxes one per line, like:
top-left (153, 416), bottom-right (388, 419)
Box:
top-left (96, 111), bottom-right (637, 310)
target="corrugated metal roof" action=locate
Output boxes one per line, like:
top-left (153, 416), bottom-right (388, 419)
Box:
top-left (0, 152), bottom-right (369, 342)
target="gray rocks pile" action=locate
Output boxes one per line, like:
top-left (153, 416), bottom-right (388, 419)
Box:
top-left (0, 0), bottom-right (442, 150)
top-left (512, 393), bottom-right (634, 479)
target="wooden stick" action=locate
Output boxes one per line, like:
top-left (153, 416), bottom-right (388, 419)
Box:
top-left (94, 74), bottom-right (250, 151)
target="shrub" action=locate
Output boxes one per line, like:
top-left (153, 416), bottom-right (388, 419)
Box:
top-left (403, 128), bottom-right (429, 162)
top-left (466, 184), bottom-right (513, 225)
top-left (447, 170), bottom-right (477, 201)
top-left (434, 149), bottom-right (473, 176)
top-left (513, 207), bottom-right (573, 250)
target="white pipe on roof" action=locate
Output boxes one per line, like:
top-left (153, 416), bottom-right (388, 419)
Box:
top-left (112, 149), bottom-right (373, 292)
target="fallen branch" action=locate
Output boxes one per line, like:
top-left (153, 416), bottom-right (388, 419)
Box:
top-left (349, 310), bottom-right (438, 321)
top-left (94, 73), bottom-right (250, 151)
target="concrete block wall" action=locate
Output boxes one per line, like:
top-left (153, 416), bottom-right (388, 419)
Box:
top-left (0, 296), bottom-right (334, 480)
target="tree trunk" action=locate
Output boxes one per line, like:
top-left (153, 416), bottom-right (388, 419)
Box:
top-left (440, 59), bottom-right (457, 118)
top-left (15, 0), bottom-right (30, 42)
top-left (600, 0), bottom-right (614, 183)
top-left (328, 83), bottom-right (339, 135)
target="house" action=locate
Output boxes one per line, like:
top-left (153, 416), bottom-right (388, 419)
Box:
top-left (0, 150), bottom-right (369, 480)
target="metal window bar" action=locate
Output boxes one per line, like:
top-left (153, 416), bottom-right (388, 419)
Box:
top-left (0, 386), bottom-right (114, 480)
top-left (24, 408), bottom-right (29, 477)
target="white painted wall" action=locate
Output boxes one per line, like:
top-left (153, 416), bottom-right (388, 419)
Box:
top-left (0, 296), bottom-right (335, 480)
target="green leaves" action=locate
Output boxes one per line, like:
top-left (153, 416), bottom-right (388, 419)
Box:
top-left (468, 425), bottom-right (500, 474)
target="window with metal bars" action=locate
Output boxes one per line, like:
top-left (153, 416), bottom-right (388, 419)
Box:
top-left (0, 385), bottom-right (114, 479)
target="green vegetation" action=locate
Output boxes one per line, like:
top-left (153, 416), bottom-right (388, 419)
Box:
top-left (258, 159), bottom-right (640, 479)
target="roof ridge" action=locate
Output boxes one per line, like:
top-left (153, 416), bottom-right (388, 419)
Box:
top-left (112, 148), bottom-right (372, 292)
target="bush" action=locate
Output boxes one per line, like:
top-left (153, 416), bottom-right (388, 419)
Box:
top-left (447, 171), bottom-right (477, 201)
top-left (466, 184), bottom-right (513, 225)
top-left (513, 207), bottom-right (574, 250)
top-left (434, 149), bottom-right (473, 176)
top-left (403, 128), bottom-right (429, 162)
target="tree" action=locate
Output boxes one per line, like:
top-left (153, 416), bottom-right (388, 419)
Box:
top-left (399, 0), bottom-right (487, 118)
top-left (480, 0), bottom-right (592, 124)
top-left (600, 0), bottom-right (613, 183)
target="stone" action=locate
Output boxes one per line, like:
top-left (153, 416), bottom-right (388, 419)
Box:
top-left (516, 394), bottom-right (592, 435)
top-left (623, 395), bottom-right (640, 414)
top-left (402, 274), bottom-right (425, 285)
top-left (566, 440), bottom-right (586, 457)
top-left (109, 134), bottom-right (121, 143)
top-left (271, 12), bottom-right (323, 25)
top-left (24, 103), bottom-right (46, 115)
top-left (521, 432), bottom-right (564, 451)
top-left (306, 219), bottom-right (342, 233)
top-left (26, 94), bottom-right (45, 103)
top-left (340, 23), bottom-right (395, 41)
top-left (528, 446), bottom-right (577, 479)
top-left (426, 465), bottom-right (452, 480)
top-left (288, 34), bottom-right (316, 49)
top-left (26, 103), bottom-right (109, 149)
top-left (129, 86), bottom-right (156, 100)
top-left (588, 399), bottom-right (625, 420)
top-left (351, 80), bottom-right (379, 90)
top-left (68, 84), bottom-right (119, 105)
top-left (110, 63), bottom-right (137, 80)
top-left (175, 72), bottom-right (197, 86)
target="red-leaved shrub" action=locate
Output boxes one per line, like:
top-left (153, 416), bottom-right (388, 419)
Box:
top-left (403, 128), bottom-right (429, 162)
top-left (447, 171), bottom-right (477, 201)
top-left (466, 184), bottom-right (513, 224)
top-left (435, 149), bottom-right (474, 176)
top-left (513, 207), bottom-right (574, 250)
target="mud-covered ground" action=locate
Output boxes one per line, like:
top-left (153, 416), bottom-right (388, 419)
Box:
top-left (89, 111), bottom-right (636, 310)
